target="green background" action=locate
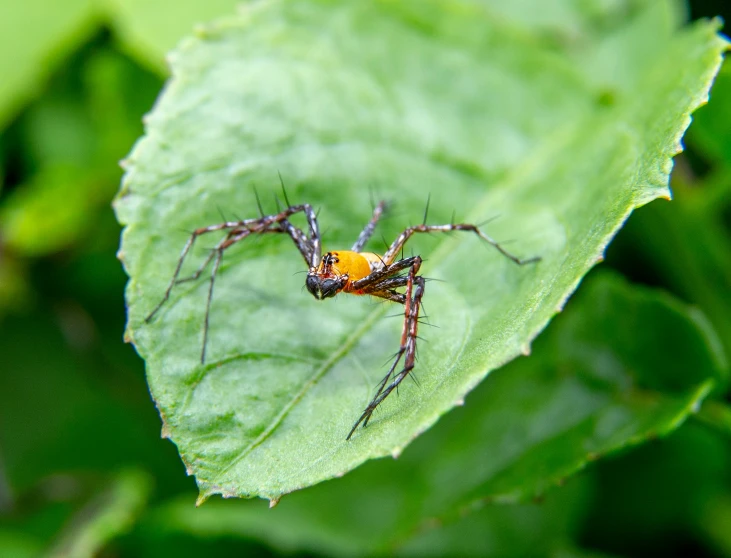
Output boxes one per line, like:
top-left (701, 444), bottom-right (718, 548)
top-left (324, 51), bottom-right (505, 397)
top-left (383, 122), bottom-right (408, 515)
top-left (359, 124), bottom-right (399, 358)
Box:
top-left (1, 0), bottom-right (730, 557)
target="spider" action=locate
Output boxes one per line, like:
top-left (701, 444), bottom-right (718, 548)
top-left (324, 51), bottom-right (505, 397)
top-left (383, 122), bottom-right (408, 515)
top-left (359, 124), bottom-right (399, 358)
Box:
top-left (145, 187), bottom-right (540, 439)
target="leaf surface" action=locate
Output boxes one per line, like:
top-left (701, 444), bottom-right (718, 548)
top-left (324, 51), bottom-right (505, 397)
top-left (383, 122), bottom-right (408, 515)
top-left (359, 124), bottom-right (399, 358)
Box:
top-left (114, 0), bottom-right (728, 501)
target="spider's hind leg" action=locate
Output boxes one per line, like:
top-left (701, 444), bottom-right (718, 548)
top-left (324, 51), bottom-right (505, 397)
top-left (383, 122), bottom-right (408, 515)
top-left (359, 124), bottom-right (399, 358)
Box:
top-left (347, 256), bottom-right (425, 440)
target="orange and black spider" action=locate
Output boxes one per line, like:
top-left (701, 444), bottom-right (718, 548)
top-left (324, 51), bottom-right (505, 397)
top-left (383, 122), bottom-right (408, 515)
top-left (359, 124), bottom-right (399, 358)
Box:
top-left (145, 188), bottom-right (540, 439)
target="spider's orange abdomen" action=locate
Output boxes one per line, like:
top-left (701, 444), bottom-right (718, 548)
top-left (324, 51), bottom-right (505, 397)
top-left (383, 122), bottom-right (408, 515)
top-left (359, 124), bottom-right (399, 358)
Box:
top-left (324, 251), bottom-right (372, 282)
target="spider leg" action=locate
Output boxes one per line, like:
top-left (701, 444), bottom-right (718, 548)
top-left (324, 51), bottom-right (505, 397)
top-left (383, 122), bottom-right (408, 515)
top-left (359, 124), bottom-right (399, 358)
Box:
top-left (197, 226), bottom-right (258, 363)
top-left (347, 256), bottom-right (424, 440)
top-left (348, 255), bottom-right (419, 292)
top-left (194, 226), bottom-right (308, 363)
top-left (145, 220), bottom-right (251, 323)
top-left (278, 217), bottom-right (319, 267)
top-left (351, 200), bottom-right (387, 252)
top-left (201, 244), bottom-right (225, 363)
top-left (361, 275), bottom-right (410, 295)
top-left (146, 203), bottom-right (323, 363)
top-left (368, 290), bottom-right (407, 304)
top-left (174, 249), bottom-right (218, 285)
top-left (174, 226), bottom-right (266, 286)
top-left (382, 222), bottom-right (540, 266)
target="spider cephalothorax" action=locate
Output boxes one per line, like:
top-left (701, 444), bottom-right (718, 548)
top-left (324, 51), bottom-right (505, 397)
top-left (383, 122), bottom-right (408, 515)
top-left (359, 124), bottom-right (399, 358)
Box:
top-left (145, 190), bottom-right (539, 439)
top-left (306, 250), bottom-right (386, 300)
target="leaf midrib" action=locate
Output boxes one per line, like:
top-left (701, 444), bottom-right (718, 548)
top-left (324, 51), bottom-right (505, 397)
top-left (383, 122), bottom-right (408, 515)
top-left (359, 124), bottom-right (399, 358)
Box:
top-left (211, 303), bottom-right (388, 481)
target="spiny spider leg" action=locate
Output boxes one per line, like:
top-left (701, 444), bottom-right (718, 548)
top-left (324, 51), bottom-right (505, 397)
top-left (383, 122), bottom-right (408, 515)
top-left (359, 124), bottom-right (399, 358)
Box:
top-left (367, 290), bottom-right (406, 304)
top-left (382, 223), bottom-right (541, 266)
top-left (145, 204), bottom-right (322, 363)
top-left (175, 226), bottom-right (264, 285)
top-left (361, 275), bottom-right (410, 294)
top-left (278, 218), bottom-right (318, 267)
top-left (347, 257), bottom-right (425, 439)
top-left (349, 255), bottom-right (420, 291)
top-left (345, 216), bottom-right (540, 438)
top-left (365, 272), bottom-right (424, 423)
top-left (351, 201), bottom-right (387, 252)
top-left (145, 220), bottom-right (248, 323)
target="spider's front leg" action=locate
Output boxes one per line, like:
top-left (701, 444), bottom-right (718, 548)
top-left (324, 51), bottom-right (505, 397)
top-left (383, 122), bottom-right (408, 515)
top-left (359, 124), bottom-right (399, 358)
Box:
top-left (346, 256), bottom-right (425, 440)
top-left (145, 203), bottom-right (322, 364)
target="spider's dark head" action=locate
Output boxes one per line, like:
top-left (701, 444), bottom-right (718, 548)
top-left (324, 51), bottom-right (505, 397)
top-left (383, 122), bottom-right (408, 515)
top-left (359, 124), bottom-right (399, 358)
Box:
top-left (306, 273), bottom-right (346, 300)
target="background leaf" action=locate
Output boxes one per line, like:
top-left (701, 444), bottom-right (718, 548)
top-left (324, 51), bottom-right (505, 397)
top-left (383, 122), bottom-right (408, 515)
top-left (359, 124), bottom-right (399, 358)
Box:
top-left (46, 470), bottom-right (152, 558)
top-left (1, 0), bottom-right (730, 556)
top-left (138, 271), bottom-right (723, 556)
top-left (115, 0), bottom-right (727, 501)
top-left (0, 45), bottom-right (161, 257)
top-left (0, 0), bottom-right (96, 128)
top-left (106, 0), bottom-right (240, 73)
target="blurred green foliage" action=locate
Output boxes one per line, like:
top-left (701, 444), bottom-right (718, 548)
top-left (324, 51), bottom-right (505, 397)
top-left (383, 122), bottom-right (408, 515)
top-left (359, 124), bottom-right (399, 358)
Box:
top-left (0, 1), bottom-right (729, 557)
top-left (117, 0), bottom-right (730, 505)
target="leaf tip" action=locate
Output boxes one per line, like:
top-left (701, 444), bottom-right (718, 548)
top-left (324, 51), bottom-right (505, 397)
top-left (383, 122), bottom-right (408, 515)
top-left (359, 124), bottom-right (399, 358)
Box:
top-left (268, 497), bottom-right (281, 508)
top-left (195, 493), bottom-right (209, 507)
top-left (391, 446), bottom-right (403, 459)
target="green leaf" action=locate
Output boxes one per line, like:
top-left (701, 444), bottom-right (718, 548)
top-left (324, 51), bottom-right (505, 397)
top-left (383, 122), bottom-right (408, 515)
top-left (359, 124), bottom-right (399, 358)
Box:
top-left (0, 250), bottom-right (30, 316)
top-left (140, 272), bottom-right (721, 556)
top-left (0, 0), bottom-right (97, 128)
top-left (0, 531), bottom-right (42, 558)
top-left (0, 309), bottom-right (164, 492)
top-left (152, 478), bottom-right (592, 557)
top-left (611, 190), bottom-right (731, 383)
top-left (0, 47), bottom-right (161, 256)
top-left (393, 479), bottom-right (590, 558)
top-left (582, 421), bottom-right (731, 555)
top-left (114, 0), bottom-right (728, 502)
top-left (0, 164), bottom-right (100, 255)
top-left (689, 61), bottom-right (731, 168)
top-left (107, 0), bottom-right (240, 73)
top-left (46, 470), bottom-right (152, 558)
top-left (695, 399), bottom-right (731, 439)
top-left (700, 492), bottom-right (731, 556)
